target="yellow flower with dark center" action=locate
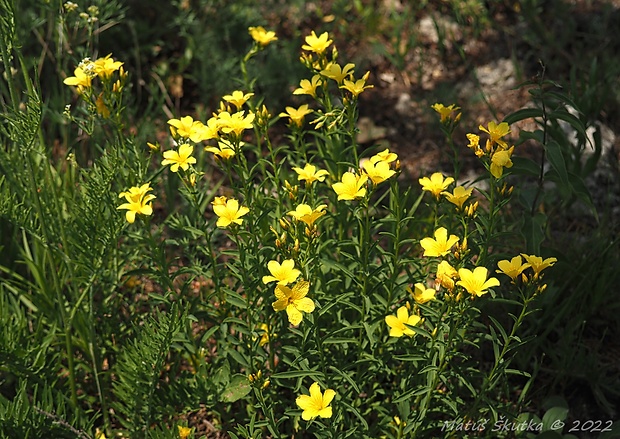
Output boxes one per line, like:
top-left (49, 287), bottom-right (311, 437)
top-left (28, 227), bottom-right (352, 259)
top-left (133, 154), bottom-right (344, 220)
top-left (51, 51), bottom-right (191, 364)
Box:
top-left (218, 111), bottom-right (255, 137)
top-left (410, 282), bottom-right (436, 304)
top-left (490, 146), bottom-right (514, 178)
top-left (332, 172), bottom-right (368, 200)
top-left (419, 172), bottom-right (454, 199)
top-left (288, 204), bottom-right (327, 226)
top-left (302, 31), bottom-right (333, 54)
top-left (431, 103), bottom-right (460, 123)
top-left (442, 186), bottom-right (473, 209)
top-left (479, 121), bottom-right (511, 149)
top-left (385, 306), bottom-right (422, 337)
top-left (497, 256), bottom-right (530, 280)
top-left (293, 163), bottom-right (329, 184)
top-left (205, 140), bottom-right (237, 159)
top-left (457, 267), bottom-right (500, 297)
top-left (223, 90), bottom-right (254, 110)
top-left (362, 160), bottom-right (395, 184)
top-left (273, 280), bottom-right (315, 326)
top-left (520, 254), bottom-right (557, 276)
top-left (321, 62), bottom-right (355, 84)
top-left (117, 183), bottom-right (156, 224)
top-left (93, 54), bottom-right (123, 78)
top-left (296, 382), bottom-right (336, 420)
top-left (161, 143), bottom-right (196, 172)
top-left (248, 26), bottom-right (278, 46)
top-left (280, 105), bottom-right (313, 127)
top-left (369, 148), bottom-right (398, 165)
top-left (436, 260), bottom-right (458, 290)
top-left (420, 227), bottom-right (459, 257)
top-left (212, 198), bottom-right (249, 228)
top-left (340, 72), bottom-right (373, 97)
top-left (293, 75), bottom-right (322, 98)
top-left (63, 66), bottom-right (93, 93)
top-left (262, 259), bottom-right (301, 285)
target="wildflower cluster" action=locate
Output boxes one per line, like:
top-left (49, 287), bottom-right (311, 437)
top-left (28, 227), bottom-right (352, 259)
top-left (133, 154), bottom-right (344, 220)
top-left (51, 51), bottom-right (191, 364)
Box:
top-left (81, 27), bottom-right (555, 438)
top-left (468, 121), bottom-right (515, 178)
top-left (64, 54), bottom-right (126, 121)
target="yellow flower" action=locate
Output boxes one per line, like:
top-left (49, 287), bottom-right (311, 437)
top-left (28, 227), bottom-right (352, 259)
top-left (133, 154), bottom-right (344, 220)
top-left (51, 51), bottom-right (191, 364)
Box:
top-left (93, 54), bottom-right (123, 78)
top-left (288, 204), bottom-right (327, 226)
top-left (362, 160), bottom-right (395, 185)
top-left (205, 140), bottom-right (237, 159)
top-left (212, 198), bottom-right (249, 228)
top-left (95, 92), bottom-right (110, 118)
top-left (479, 121), bottom-right (511, 149)
top-left (410, 282), bottom-right (436, 304)
top-left (385, 306), bottom-right (422, 337)
top-left (63, 66), bottom-right (93, 93)
top-left (497, 255), bottom-right (530, 281)
top-left (332, 172), bottom-right (368, 200)
top-left (436, 260), bottom-right (458, 290)
top-left (117, 183), bottom-right (156, 224)
top-left (257, 323), bottom-right (270, 347)
top-left (293, 163), bottom-right (329, 184)
top-left (296, 382), bottom-right (336, 421)
top-left (419, 172), bottom-right (454, 199)
top-left (467, 133), bottom-right (484, 157)
top-left (520, 254), bottom-right (557, 276)
top-left (293, 75), bottom-right (322, 98)
top-left (248, 26), bottom-right (278, 46)
top-left (212, 195), bottom-right (227, 207)
top-left (420, 227), bottom-right (459, 257)
top-left (431, 103), bottom-right (460, 123)
top-left (168, 116), bottom-right (207, 142)
top-left (273, 280), bottom-right (315, 326)
top-left (95, 428), bottom-right (107, 439)
top-left (490, 146), bottom-right (514, 178)
top-left (177, 426), bottom-right (192, 439)
top-left (262, 259), bottom-right (301, 285)
top-left (321, 62), bottom-right (355, 84)
top-left (199, 116), bottom-right (221, 141)
top-left (457, 267), bottom-right (500, 297)
top-left (340, 72), bottom-right (373, 97)
top-left (218, 111), bottom-right (255, 137)
top-left (302, 31), bottom-right (333, 54)
top-left (280, 104), bottom-right (313, 127)
top-left (369, 148), bottom-right (398, 165)
top-left (223, 90), bottom-right (254, 110)
top-left (161, 143), bottom-right (196, 172)
top-left (442, 186), bottom-right (473, 209)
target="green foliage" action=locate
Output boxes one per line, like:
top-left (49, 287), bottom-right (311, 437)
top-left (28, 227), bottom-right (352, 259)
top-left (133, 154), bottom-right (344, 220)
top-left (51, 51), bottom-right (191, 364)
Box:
top-left (112, 304), bottom-right (185, 437)
top-left (1, 1), bottom-right (618, 438)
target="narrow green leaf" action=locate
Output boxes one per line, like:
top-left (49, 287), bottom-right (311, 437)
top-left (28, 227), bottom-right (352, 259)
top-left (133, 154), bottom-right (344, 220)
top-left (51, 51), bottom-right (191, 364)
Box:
top-left (503, 108), bottom-right (544, 125)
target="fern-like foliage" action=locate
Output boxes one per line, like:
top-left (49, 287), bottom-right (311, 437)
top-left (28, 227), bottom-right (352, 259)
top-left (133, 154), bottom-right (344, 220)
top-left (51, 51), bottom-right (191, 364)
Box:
top-left (0, 381), bottom-right (95, 439)
top-left (111, 304), bottom-right (184, 438)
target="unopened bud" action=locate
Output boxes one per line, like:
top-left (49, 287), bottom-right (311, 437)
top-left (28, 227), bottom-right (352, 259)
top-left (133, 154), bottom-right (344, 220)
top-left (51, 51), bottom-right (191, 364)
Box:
top-left (262, 379), bottom-right (270, 389)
